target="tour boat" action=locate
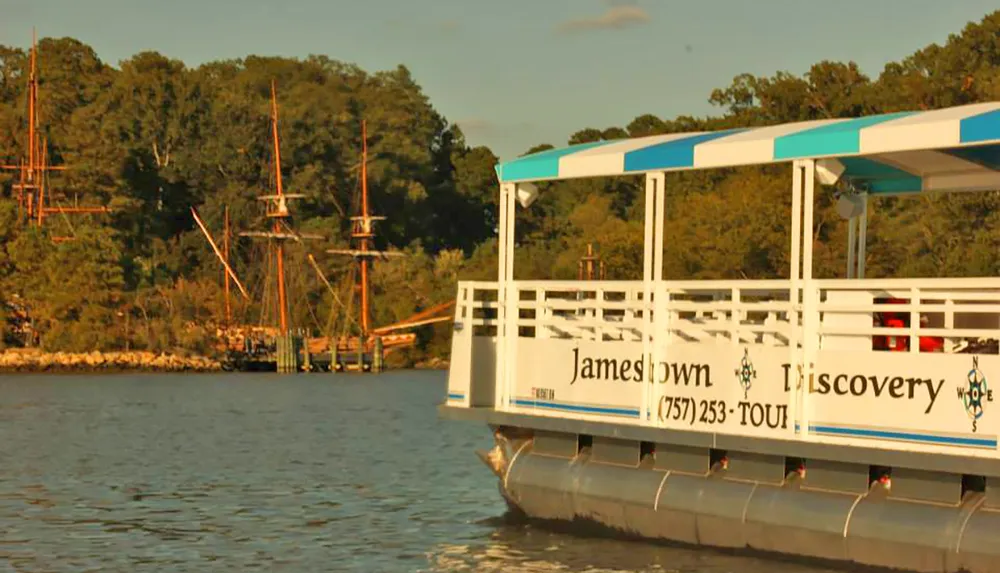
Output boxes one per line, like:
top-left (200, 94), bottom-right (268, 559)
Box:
top-left (439, 102), bottom-right (1000, 573)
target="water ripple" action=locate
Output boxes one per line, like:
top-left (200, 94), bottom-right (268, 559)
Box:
top-left (0, 372), bottom-right (842, 572)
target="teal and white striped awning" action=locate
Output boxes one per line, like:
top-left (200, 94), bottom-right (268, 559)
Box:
top-left (496, 102), bottom-right (1000, 194)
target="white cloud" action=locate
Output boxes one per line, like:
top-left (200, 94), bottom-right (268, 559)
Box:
top-left (455, 118), bottom-right (495, 134)
top-left (555, 2), bottom-right (650, 34)
top-left (454, 118), bottom-right (535, 137)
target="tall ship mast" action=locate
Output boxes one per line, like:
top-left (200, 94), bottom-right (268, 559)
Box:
top-left (326, 120), bottom-right (456, 371)
top-left (328, 120), bottom-right (393, 340)
top-left (238, 80), bottom-right (320, 336)
top-left (1, 30), bottom-right (109, 241)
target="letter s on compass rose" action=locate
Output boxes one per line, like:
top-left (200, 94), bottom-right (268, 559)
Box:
top-left (960, 356), bottom-right (989, 433)
top-left (735, 347), bottom-right (757, 400)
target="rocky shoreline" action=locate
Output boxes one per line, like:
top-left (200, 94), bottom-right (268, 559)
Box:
top-left (0, 348), bottom-right (450, 373)
top-left (0, 349), bottom-right (223, 373)
top-left (411, 357), bottom-right (449, 370)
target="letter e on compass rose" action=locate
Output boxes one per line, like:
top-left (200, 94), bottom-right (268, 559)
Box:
top-left (959, 356), bottom-right (992, 433)
top-left (735, 347), bottom-right (757, 400)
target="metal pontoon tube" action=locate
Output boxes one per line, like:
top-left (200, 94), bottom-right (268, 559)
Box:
top-left (492, 433), bottom-right (1000, 573)
top-left (743, 483), bottom-right (859, 563)
top-left (844, 493), bottom-right (977, 573)
top-left (957, 502), bottom-right (1000, 573)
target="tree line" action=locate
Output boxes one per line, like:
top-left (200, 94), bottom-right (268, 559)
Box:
top-left (0, 10), bottom-right (997, 362)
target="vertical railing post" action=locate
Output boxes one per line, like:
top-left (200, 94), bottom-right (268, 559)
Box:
top-left (847, 214), bottom-right (857, 279)
top-left (944, 298), bottom-right (955, 352)
top-left (596, 286), bottom-right (604, 342)
top-left (731, 288), bottom-right (741, 346)
top-left (623, 288), bottom-right (633, 341)
top-left (857, 194), bottom-right (868, 279)
top-left (536, 287), bottom-right (546, 339)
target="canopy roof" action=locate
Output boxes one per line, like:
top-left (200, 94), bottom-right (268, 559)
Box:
top-left (496, 102), bottom-right (1000, 194)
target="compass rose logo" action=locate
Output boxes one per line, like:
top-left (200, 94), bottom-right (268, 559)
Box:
top-left (959, 356), bottom-right (992, 433)
top-left (735, 347), bottom-right (757, 400)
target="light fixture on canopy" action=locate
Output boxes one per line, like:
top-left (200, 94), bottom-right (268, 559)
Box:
top-left (516, 183), bottom-right (539, 208)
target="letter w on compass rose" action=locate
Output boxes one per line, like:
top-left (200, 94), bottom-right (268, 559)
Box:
top-left (958, 356), bottom-right (990, 433)
top-left (735, 347), bottom-right (757, 400)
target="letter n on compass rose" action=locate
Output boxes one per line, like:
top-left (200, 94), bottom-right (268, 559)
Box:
top-left (959, 356), bottom-right (990, 433)
top-left (735, 347), bottom-right (757, 400)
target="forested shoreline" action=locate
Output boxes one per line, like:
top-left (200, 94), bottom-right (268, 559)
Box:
top-left (0, 11), bottom-right (998, 369)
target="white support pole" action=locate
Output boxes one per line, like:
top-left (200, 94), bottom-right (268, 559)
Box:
top-left (789, 162), bottom-right (804, 438)
top-left (651, 172), bottom-right (666, 424)
top-left (857, 193), bottom-right (868, 279)
top-left (803, 161), bottom-right (815, 284)
top-left (494, 183), bottom-right (508, 411)
top-left (504, 184), bottom-right (517, 410)
top-left (800, 159), bottom-right (817, 439)
top-left (495, 182), bottom-right (516, 411)
top-left (642, 173), bottom-right (659, 423)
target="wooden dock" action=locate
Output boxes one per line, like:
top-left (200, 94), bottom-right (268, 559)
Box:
top-left (224, 331), bottom-right (387, 373)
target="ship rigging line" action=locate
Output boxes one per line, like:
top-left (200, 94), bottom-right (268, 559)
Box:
top-left (305, 253), bottom-right (356, 327)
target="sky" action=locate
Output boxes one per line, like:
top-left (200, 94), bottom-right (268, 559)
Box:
top-left (2, 0), bottom-right (998, 160)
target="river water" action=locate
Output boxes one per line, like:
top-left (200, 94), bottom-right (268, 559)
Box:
top-left (0, 371), bottom-right (842, 572)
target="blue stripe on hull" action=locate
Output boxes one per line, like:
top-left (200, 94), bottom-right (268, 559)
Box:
top-left (512, 398), bottom-right (641, 417)
top-left (795, 423), bottom-right (996, 448)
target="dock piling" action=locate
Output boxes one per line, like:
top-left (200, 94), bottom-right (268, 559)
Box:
top-left (276, 331), bottom-right (301, 373)
top-left (301, 329), bottom-right (311, 372)
top-left (373, 336), bottom-right (384, 373)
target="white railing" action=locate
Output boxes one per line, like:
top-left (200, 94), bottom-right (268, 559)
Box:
top-left (447, 277), bottom-right (1000, 457)
top-left (509, 280), bottom-right (794, 347)
top-left (812, 278), bottom-right (1000, 354)
top-left (445, 281), bottom-right (500, 408)
top-left (453, 281), bottom-right (500, 336)
top-left (659, 280), bottom-right (794, 348)
top-left (513, 280), bottom-right (645, 342)
top-left (468, 277), bottom-right (1000, 351)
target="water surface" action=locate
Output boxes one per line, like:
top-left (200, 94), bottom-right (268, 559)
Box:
top-left (0, 371), bottom-right (842, 572)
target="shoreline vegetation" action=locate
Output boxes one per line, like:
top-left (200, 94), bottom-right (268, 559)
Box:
top-left (0, 13), bottom-right (997, 369)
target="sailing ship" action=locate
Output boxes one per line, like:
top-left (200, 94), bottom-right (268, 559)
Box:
top-left (194, 80), bottom-right (453, 372)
